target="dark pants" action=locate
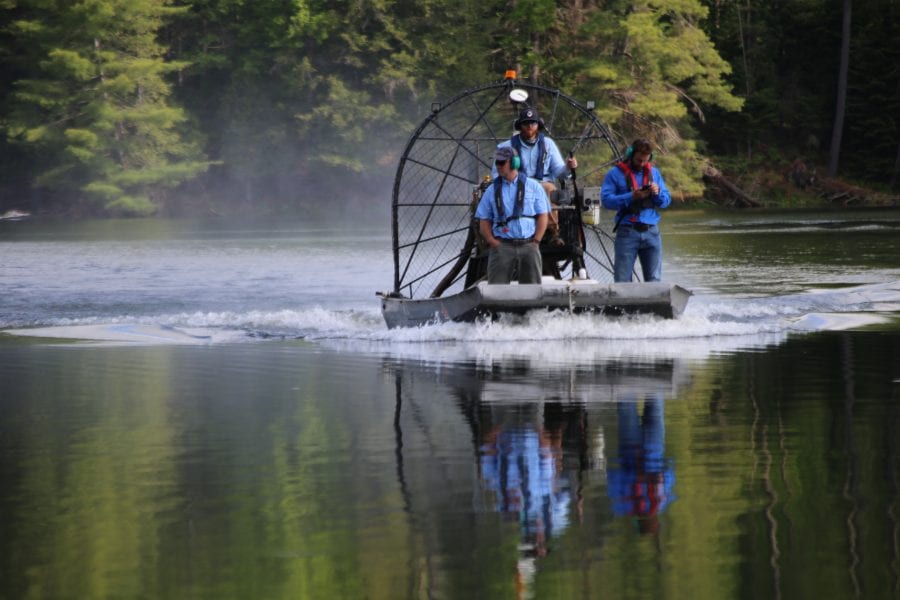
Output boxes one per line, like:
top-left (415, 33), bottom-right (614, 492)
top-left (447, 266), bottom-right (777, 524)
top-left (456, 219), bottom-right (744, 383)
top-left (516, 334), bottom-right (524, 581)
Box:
top-left (487, 240), bottom-right (542, 284)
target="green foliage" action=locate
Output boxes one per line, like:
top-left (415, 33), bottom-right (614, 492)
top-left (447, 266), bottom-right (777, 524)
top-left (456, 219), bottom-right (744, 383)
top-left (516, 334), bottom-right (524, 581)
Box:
top-left (700, 0), bottom-right (840, 164)
top-left (161, 0), bottom-right (498, 208)
top-left (296, 76), bottom-right (400, 172)
top-left (2, 0), bottom-right (209, 215)
top-left (550, 0), bottom-right (744, 197)
top-left (840, 0), bottom-right (900, 185)
top-left (1, 0), bottom-right (895, 214)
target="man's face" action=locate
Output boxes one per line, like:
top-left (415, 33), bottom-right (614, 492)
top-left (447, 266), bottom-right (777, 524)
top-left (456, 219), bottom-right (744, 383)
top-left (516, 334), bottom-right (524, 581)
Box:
top-left (495, 159), bottom-right (511, 175)
top-left (519, 121), bottom-right (539, 141)
top-left (631, 151), bottom-right (652, 169)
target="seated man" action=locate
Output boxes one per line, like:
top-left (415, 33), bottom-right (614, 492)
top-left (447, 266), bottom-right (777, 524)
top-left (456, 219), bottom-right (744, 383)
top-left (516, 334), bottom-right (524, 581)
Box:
top-left (493, 106), bottom-right (578, 245)
top-left (476, 146), bottom-right (550, 284)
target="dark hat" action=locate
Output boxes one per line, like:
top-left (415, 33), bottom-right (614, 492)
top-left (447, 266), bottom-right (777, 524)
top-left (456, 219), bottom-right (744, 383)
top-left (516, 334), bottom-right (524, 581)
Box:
top-left (515, 106), bottom-right (544, 130)
top-left (494, 146), bottom-right (517, 162)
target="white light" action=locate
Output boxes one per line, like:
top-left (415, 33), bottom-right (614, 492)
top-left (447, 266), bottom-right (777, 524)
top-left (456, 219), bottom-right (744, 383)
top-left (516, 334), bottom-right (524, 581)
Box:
top-left (509, 88), bottom-right (529, 103)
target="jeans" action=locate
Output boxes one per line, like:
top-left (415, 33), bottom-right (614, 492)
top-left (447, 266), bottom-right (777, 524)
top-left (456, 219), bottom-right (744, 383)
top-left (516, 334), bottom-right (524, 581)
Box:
top-left (616, 398), bottom-right (666, 472)
top-left (613, 225), bottom-right (662, 282)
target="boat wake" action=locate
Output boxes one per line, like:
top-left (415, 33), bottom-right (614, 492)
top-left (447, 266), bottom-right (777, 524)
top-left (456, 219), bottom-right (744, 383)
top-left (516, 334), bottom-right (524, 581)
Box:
top-left (3, 281), bottom-right (897, 350)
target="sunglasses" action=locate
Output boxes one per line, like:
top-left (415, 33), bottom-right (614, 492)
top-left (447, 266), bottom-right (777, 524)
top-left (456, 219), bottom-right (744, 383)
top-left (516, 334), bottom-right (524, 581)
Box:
top-left (495, 159), bottom-right (508, 166)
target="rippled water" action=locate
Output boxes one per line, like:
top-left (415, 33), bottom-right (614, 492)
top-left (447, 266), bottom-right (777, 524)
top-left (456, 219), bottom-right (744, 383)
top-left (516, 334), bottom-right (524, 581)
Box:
top-left (1, 210), bottom-right (899, 599)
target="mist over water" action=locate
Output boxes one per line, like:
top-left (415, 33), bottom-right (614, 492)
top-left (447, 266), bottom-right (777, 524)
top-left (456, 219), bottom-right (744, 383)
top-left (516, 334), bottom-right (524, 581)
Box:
top-left (1, 210), bottom-right (898, 353)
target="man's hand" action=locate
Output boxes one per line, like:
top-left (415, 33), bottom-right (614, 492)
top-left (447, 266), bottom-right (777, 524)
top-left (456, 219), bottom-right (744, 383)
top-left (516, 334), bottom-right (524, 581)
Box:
top-left (630, 188), bottom-right (656, 210)
top-left (479, 219), bottom-right (501, 247)
top-left (566, 156), bottom-right (578, 170)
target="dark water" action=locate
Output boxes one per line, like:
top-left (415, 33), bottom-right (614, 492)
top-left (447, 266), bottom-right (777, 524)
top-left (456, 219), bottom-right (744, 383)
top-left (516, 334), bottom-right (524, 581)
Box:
top-left (1, 211), bottom-right (900, 598)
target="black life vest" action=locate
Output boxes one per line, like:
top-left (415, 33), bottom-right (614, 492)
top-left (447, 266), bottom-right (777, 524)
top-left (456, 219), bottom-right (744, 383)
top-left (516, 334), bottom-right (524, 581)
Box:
top-left (492, 173), bottom-right (530, 226)
top-left (510, 133), bottom-right (546, 180)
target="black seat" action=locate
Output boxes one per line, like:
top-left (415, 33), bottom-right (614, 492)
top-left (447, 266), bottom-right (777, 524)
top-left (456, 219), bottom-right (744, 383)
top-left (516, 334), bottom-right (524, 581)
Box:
top-left (540, 208), bottom-right (584, 276)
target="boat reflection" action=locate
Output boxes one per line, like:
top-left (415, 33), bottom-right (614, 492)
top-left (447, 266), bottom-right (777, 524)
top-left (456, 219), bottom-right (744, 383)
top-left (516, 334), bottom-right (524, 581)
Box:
top-left (388, 351), bottom-right (686, 596)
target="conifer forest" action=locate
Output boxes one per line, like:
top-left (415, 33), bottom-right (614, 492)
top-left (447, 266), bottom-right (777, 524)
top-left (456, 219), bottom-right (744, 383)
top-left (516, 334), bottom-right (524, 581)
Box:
top-left (1, 0), bottom-right (897, 217)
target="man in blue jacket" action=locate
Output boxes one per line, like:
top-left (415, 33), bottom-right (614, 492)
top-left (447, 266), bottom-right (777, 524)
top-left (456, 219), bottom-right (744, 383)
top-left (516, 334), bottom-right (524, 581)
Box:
top-left (601, 139), bottom-right (672, 282)
top-left (476, 146), bottom-right (550, 284)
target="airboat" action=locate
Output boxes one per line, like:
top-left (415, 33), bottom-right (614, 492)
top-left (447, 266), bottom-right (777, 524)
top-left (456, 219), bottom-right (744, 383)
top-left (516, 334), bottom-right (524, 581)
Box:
top-left (378, 73), bottom-right (691, 329)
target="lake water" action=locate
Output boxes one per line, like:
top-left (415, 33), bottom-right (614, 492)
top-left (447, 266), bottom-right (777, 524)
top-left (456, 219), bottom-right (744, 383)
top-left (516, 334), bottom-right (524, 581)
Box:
top-left (1, 210), bottom-right (899, 599)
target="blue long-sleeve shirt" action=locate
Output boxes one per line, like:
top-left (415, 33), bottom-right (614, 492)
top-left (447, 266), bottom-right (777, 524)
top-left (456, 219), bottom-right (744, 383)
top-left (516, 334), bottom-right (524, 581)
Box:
top-left (601, 164), bottom-right (672, 226)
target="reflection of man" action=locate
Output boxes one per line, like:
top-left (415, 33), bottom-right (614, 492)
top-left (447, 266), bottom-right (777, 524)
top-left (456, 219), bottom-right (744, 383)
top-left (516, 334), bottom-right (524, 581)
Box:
top-left (607, 397), bottom-right (675, 534)
top-left (479, 422), bottom-right (571, 599)
top-left (479, 426), bottom-right (571, 553)
top-left (472, 403), bottom-right (584, 599)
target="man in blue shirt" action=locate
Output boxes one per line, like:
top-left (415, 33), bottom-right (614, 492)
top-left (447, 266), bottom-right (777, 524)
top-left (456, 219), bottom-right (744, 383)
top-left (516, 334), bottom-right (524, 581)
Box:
top-left (601, 139), bottom-right (672, 282)
top-left (492, 107), bottom-right (576, 188)
top-left (493, 107), bottom-right (577, 246)
top-left (476, 146), bottom-right (550, 284)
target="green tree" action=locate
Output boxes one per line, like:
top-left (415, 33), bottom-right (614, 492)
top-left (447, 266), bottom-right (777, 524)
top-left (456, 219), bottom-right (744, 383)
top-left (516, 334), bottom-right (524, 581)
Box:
top-left (840, 0), bottom-right (900, 187)
top-left (827, 0), bottom-right (851, 177)
top-left (701, 1), bottom-right (840, 162)
top-left (3, 0), bottom-right (209, 215)
top-left (164, 0), bottom-right (497, 213)
top-left (555, 0), bottom-right (744, 197)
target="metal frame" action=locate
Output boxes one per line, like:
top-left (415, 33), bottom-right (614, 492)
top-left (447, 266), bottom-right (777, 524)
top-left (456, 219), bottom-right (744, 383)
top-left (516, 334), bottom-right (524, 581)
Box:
top-left (391, 78), bottom-right (623, 298)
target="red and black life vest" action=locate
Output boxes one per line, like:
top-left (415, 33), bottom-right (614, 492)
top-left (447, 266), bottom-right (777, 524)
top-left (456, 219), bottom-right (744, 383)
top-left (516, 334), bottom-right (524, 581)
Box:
top-left (616, 160), bottom-right (654, 223)
top-left (616, 160), bottom-right (653, 192)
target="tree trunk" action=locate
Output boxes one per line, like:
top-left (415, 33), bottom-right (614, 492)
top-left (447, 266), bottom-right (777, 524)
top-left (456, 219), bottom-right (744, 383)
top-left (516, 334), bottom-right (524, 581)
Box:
top-left (890, 137), bottom-right (900, 192)
top-left (703, 165), bottom-right (761, 207)
top-left (737, 0), bottom-right (751, 97)
top-left (828, 0), bottom-right (852, 177)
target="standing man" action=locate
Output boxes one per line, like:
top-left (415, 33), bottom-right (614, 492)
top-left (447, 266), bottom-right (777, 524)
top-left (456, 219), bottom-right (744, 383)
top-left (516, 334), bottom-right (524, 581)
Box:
top-left (601, 139), bottom-right (672, 282)
top-left (476, 146), bottom-right (550, 284)
top-left (493, 106), bottom-right (577, 245)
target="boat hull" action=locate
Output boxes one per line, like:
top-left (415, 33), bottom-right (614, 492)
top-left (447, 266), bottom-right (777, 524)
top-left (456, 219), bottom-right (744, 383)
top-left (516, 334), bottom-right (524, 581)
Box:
top-left (380, 280), bottom-right (692, 329)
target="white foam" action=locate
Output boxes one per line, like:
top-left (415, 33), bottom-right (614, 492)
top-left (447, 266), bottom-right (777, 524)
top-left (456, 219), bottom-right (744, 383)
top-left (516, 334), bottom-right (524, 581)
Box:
top-left (4, 281), bottom-right (897, 348)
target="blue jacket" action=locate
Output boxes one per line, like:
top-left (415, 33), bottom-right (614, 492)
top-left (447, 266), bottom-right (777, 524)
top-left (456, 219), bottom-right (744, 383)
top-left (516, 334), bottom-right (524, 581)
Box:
top-left (601, 163), bottom-right (671, 226)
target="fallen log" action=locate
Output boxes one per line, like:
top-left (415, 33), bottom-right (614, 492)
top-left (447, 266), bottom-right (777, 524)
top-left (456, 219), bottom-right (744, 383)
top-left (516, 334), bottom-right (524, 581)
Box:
top-left (703, 165), bottom-right (761, 207)
top-left (811, 177), bottom-right (899, 207)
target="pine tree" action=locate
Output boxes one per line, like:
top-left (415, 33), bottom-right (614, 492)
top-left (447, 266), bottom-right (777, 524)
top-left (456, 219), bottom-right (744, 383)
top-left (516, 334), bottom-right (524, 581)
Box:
top-left (165, 0), bottom-right (497, 210)
top-left (506, 0), bottom-right (744, 198)
top-left (3, 0), bottom-right (209, 215)
top-left (841, 0), bottom-right (900, 187)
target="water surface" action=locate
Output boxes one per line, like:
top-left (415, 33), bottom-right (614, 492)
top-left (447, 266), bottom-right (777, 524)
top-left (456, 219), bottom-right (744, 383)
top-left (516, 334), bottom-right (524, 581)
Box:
top-left (1, 210), bottom-right (899, 599)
